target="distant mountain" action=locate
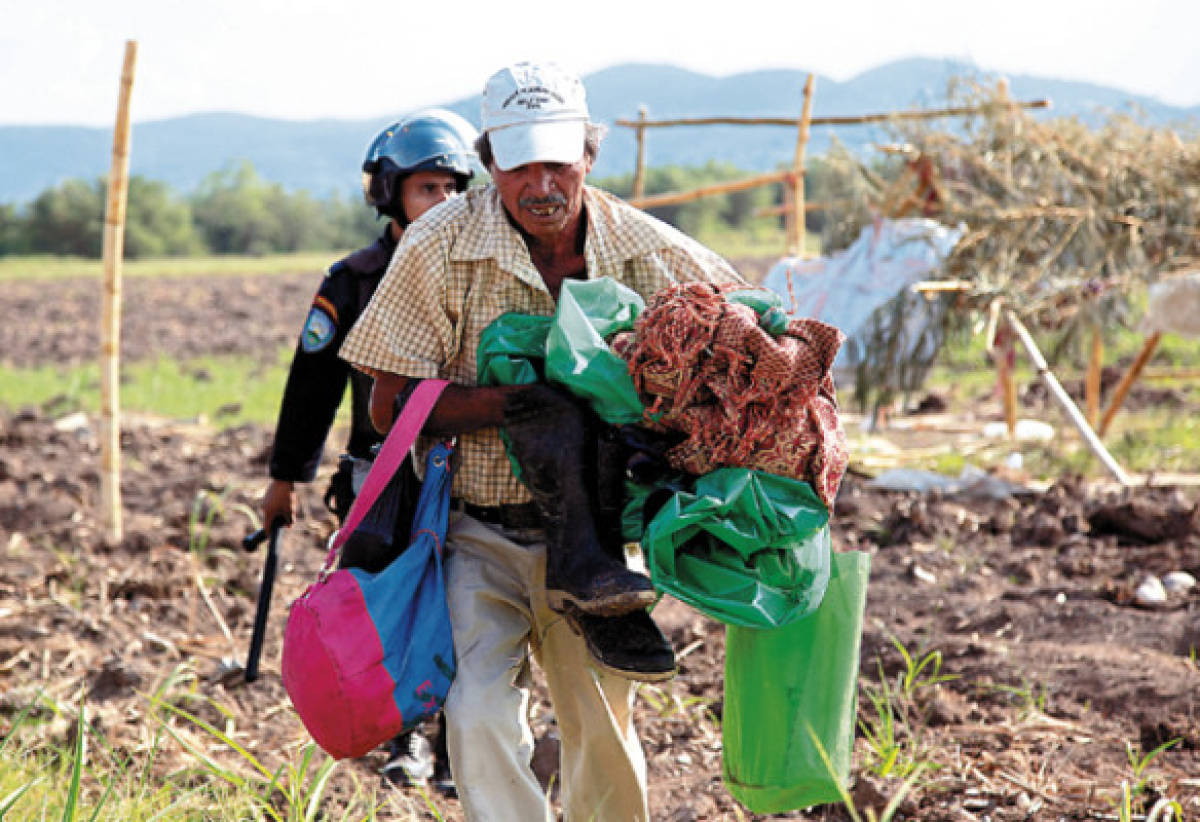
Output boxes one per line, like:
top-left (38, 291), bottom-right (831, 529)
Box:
top-left (1, 58), bottom-right (1196, 206)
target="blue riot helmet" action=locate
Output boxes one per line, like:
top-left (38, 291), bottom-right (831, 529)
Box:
top-left (362, 108), bottom-right (479, 223)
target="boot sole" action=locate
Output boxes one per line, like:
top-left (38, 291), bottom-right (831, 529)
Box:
top-left (546, 587), bottom-right (659, 617)
top-left (592, 657), bottom-right (677, 683)
top-left (559, 608), bottom-right (677, 683)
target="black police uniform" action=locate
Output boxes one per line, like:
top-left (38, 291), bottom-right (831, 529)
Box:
top-left (267, 228), bottom-right (397, 526)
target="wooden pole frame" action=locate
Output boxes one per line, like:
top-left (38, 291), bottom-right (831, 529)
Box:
top-left (1098, 331), bottom-right (1163, 437)
top-left (1005, 309), bottom-right (1131, 485)
top-left (613, 98), bottom-right (1050, 130)
top-left (618, 82), bottom-right (1048, 239)
top-left (627, 169), bottom-right (794, 210)
top-left (788, 74), bottom-right (815, 257)
top-left (100, 40), bottom-right (137, 542)
top-left (1085, 325), bottom-right (1103, 427)
top-left (632, 106), bottom-right (648, 201)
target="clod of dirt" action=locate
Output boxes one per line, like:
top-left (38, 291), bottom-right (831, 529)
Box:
top-left (1088, 497), bottom-right (1200, 544)
top-left (89, 656), bottom-right (144, 702)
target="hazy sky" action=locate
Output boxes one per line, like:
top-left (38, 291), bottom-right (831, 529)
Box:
top-left (3, 0), bottom-right (1197, 127)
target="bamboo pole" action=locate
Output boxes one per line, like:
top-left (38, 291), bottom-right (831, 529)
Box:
top-left (632, 106), bottom-right (648, 200)
top-left (627, 169), bottom-right (793, 210)
top-left (999, 349), bottom-right (1018, 439)
top-left (789, 74), bottom-right (815, 257)
top-left (100, 40), bottom-right (137, 543)
top-left (911, 280), bottom-right (972, 293)
top-left (984, 302), bottom-right (1018, 439)
top-left (1098, 331), bottom-right (1162, 437)
top-left (1085, 326), bottom-right (1103, 427)
top-left (781, 185), bottom-right (795, 248)
top-left (1141, 366), bottom-right (1200, 382)
top-left (613, 98), bottom-right (1050, 129)
top-left (754, 197), bottom-right (849, 218)
top-left (1005, 310), bottom-right (1131, 485)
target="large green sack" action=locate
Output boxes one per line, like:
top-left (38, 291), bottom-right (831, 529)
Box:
top-left (722, 550), bottom-right (871, 813)
top-left (640, 468), bottom-right (832, 629)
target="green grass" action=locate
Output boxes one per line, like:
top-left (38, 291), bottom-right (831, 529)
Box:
top-left (917, 312), bottom-right (1200, 480)
top-left (0, 228), bottom-right (808, 286)
top-left (0, 251), bottom-right (347, 283)
top-left (0, 350), bottom-right (300, 428)
top-left (698, 225), bottom-right (821, 264)
top-left (0, 672), bottom-right (420, 821)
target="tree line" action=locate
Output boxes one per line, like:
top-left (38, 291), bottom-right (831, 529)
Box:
top-left (0, 161), bottom-right (379, 258)
top-left (0, 158), bottom-right (850, 259)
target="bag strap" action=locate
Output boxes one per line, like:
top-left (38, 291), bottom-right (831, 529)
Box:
top-left (324, 378), bottom-right (450, 565)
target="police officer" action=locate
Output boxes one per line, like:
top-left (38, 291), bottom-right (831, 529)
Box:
top-left (261, 108), bottom-right (477, 793)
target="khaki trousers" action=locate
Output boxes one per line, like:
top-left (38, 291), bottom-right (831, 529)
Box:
top-left (442, 513), bottom-right (649, 822)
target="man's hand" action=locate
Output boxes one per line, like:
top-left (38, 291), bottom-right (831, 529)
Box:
top-left (261, 479), bottom-right (297, 528)
top-left (369, 373), bottom-right (409, 434)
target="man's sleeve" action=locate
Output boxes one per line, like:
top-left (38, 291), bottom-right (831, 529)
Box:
top-left (664, 236), bottom-right (747, 287)
top-left (339, 229), bottom-right (453, 380)
top-left (625, 239), bottom-right (748, 299)
top-left (268, 270), bottom-right (356, 482)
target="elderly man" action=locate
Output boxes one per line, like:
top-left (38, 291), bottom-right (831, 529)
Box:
top-left (340, 60), bottom-right (742, 822)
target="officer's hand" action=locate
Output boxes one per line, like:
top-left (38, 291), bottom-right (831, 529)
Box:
top-left (262, 479), bottom-right (297, 528)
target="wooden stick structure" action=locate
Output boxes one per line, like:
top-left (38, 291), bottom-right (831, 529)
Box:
top-left (1000, 352), bottom-right (1018, 439)
top-left (100, 40), bottom-right (137, 543)
top-left (618, 81), bottom-right (1048, 251)
top-left (632, 106), bottom-right (648, 200)
top-left (754, 197), bottom-right (850, 218)
top-left (627, 169), bottom-right (794, 210)
top-left (788, 74), bottom-right (815, 257)
top-left (911, 279), bottom-right (972, 294)
top-left (613, 98), bottom-right (1050, 130)
top-left (1140, 366), bottom-right (1200, 382)
top-left (986, 302), bottom-right (1018, 439)
top-left (1099, 331), bottom-right (1163, 437)
top-left (1085, 326), bottom-right (1103, 427)
top-left (1005, 309), bottom-right (1131, 485)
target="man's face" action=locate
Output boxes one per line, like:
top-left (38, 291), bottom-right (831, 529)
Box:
top-left (491, 156), bottom-right (593, 244)
top-left (400, 170), bottom-right (460, 223)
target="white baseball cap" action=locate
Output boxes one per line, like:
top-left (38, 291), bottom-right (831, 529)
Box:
top-left (481, 61), bottom-right (589, 171)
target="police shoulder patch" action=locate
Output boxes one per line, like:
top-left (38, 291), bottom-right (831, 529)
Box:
top-left (300, 305), bottom-right (337, 352)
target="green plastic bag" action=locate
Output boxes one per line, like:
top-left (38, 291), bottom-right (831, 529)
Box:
top-left (476, 278), bottom-right (646, 424)
top-left (725, 287), bottom-right (792, 336)
top-left (476, 312), bottom-right (553, 388)
top-left (544, 278), bottom-right (645, 424)
top-left (641, 468), bottom-right (832, 629)
top-left (722, 550), bottom-right (871, 813)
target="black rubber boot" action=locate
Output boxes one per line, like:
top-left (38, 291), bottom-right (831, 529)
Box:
top-left (502, 384), bottom-right (656, 616)
top-left (593, 424), bottom-right (633, 561)
top-left (561, 604), bottom-right (677, 682)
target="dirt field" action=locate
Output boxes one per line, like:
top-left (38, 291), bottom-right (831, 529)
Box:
top-left (3, 270), bottom-right (1200, 820)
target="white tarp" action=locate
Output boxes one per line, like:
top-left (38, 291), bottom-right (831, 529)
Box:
top-left (1141, 269), bottom-right (1200, 338)
top-left (761, 218), bottom-right (964, 378)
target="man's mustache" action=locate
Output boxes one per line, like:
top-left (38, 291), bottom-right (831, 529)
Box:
top-left (519, 194), bottom-right (567, 209)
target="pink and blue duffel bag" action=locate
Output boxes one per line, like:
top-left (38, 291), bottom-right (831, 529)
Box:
top-left (282, 379), bottom-right (456, 760)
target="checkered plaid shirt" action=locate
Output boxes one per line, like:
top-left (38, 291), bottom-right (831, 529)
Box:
top-left (339, 184), bottom-right (744, 505)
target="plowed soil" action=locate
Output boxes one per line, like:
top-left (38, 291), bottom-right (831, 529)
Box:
top-left (2, 270), bottom-right (1199, 821)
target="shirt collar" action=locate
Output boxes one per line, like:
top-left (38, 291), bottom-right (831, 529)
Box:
top-left (451, 185), bottom-right (678, 285)
top-left (450, 187), bottom-right (545, 292)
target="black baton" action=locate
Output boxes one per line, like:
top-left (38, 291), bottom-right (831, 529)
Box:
top-left (242, 520), bottom-right (284, 683)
